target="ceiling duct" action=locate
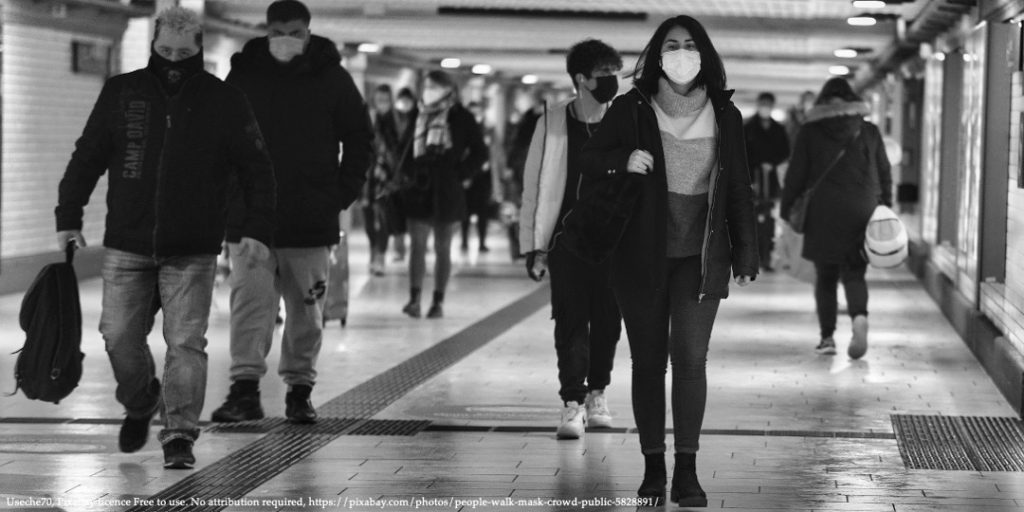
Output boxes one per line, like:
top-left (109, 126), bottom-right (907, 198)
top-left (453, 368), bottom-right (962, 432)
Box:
top-left (436, 6), bottom-right (647, 22)
top-left (853, 0), bottom-right (975, 89)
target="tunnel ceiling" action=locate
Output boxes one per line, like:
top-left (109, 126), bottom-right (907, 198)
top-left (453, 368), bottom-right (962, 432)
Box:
top-left (208, 0), bottom-right (932, 105)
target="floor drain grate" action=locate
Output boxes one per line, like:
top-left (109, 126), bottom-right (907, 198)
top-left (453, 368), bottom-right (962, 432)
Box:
top-left (347, 419), bottom-right (431, 436)
top-left (891, 415), bottom-right (1024, 471)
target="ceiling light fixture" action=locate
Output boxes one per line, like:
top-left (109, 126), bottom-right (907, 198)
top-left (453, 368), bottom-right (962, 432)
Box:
top-left (834, 48), bottom-right (859, 58)
top-left (852, 1), bottom-right (886, 8)
top-left (357, 43), bottom-right (381, 53)
top-left (847, 16), bottom-right (878, 26)
top-left (440, 58), bottom-right (461, 69)
top-left (521, 74), bottom-right (539, 85)
top-left (829, 65), bottom-right (852, 75)
top-left (472, 64), bottom-right (493, 75)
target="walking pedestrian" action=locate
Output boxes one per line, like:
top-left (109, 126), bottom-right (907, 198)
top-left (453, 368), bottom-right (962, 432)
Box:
top-left (744, 92), bottom-right (790, 271)
top-left (579, 15), bottom-right (758, 507)
top-left (55, 6), bottom-right (276, 469)
top-left (781, 78), bottom-right (892, 359)
top-left (519, 39), bottom-right (624, 440)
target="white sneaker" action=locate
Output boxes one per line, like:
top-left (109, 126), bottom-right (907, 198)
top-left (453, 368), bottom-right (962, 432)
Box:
top-left (557, 401), bottom-right (586, 439)
top-left (849, 315), bottom-right (868, 359)
top-left (584, 390), bottom-right (613, 428)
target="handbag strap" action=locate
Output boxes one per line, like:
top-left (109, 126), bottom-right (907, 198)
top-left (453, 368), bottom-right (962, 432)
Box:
top-left (806, 126), bottom-right (862, 196)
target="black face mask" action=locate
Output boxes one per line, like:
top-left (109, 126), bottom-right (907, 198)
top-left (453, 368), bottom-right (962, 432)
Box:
top-left (148, 48), bottom-right (204, 95)
top-left (589, 75), bottom-right (619, 103)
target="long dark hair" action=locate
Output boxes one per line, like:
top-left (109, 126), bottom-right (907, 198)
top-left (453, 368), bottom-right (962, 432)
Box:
top-left (631, 15), bottom-right (726, 96)
top-left (815, 77), bottom-right (862, 105)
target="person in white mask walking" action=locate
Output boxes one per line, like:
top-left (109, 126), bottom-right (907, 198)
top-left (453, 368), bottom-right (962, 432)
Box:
top-left (212, 0), bottom-right (373, 425)
top-left (579, 15), bottom-right (758, 507)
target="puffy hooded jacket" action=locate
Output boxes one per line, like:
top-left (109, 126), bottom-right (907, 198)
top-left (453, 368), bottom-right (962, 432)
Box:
top-left (225, 35), bottom-right (373, 248)
top-left (55, 65), bottom-right (276, 257)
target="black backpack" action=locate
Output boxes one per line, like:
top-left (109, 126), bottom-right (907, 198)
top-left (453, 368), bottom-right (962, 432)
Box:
top-left (13, 244), bottom-right (84, 404)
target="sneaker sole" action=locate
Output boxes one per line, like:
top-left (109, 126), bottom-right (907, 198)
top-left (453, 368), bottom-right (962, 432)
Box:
top-left (163, 459), bottom-right (195, 470)
top-left (816, 347), bottom-right (837, 356)
top-left (587, 415), bottom-right (613, 429)
top-left (556, 429), bottom-right (582, 439)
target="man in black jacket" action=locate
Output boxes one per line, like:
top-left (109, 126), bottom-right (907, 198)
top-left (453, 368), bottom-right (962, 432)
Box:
top-left (211, 0), bottom-right (372, 425)
top-left (744, 92), bottom-right (790, 271)
top-left (55, 7), bottom-right (276, 469)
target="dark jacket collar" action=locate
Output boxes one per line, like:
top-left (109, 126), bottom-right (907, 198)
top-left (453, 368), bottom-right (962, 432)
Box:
top-left (630, 86), bottom-right (735, 110)
top-left (231, 34), bottom-right (341, 77)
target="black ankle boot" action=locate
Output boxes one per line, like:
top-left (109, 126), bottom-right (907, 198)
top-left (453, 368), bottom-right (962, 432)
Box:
top-left (637, 453), bottom-right (666, 506)
top-left (403, 288), bottom-right (422, 318)
top-left (210, 379), bottom-right (263, 423)
top-left (285, 384), bottom-right (318, 424)
top-left (671, 452), bottom-right (707, 507)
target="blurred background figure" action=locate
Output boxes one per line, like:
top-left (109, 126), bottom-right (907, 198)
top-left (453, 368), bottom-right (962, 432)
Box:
top-left (785, 90), bottom-right (817, 152)
top-left (781, 78), bottom-right (892, 359)
top-left (744, 91), bottom-right (790, 272)
top-left (400, 70), bottom-right (487, 319)
top-left (389, 88), bottom-right (419, 264)
top-left (364, 84), bottom-right (400, 276)
top-left (502, 90), bottom-right (543, 260)
top-left (460, 101), bottom-right (496, 254)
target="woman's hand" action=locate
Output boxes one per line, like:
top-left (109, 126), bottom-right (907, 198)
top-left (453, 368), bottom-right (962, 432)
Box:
top-left (735, 275), bottom-right (753, 287)
top-left (627, 149), bottom-right (654, 175)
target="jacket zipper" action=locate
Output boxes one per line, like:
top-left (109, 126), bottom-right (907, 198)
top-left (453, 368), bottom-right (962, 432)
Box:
top-left (150, 74), bottom-right (198, 258)
top-left (697, 105), bottom-right (726, 303)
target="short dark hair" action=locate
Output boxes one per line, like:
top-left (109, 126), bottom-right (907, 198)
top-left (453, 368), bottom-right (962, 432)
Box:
top-left (267, 0), bottom-right (311, 25)
top-left (757, 92), bottom-right (776, 104)
top-left (631, 15), bottom-right (726, 96)
top-left (374, 84), bottom-right (393, 96)
top-left (565, 39), bottom-right (622, 87)
top-left (815, 77), bottom-right (862, 105)
top-left (397, 87), bottom-right (416, 100)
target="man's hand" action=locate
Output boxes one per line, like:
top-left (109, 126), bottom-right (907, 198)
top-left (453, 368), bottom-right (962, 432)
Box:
top-left (236, 237), bottom-right (270, 267)
top-left (735, 275), bottom-right (753, 287)
top-left (525, 251), bottom-right (548, 282)
top-left (57, 230), bottom-right (86, 251)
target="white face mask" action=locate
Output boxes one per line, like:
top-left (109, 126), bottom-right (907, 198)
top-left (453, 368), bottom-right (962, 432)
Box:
top-left (421, 88), bottom-right (447, 106)
top-left (661, 48), bottom-right (701, 85)
top-left (268, 35), bottom-right (305, 63)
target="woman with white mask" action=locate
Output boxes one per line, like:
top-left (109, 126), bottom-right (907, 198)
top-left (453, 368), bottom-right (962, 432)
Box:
top-left (399, 70), bottom-right (488, 319)
top-left (578, 15), bottom-right (758, 507)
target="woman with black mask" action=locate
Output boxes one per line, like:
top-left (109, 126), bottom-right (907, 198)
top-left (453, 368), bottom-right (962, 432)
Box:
top-left (579, 16), bottom-right (758, 507)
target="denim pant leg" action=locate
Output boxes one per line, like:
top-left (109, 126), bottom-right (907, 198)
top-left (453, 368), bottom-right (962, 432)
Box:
top-left (100, 250), bottom-right (161, 419)
top-left (617, 280), bottom-right (671, 455)
top-left (667, 256), bottom-right (720, 454)
top-left (228, 245), bottom-right (280, 381)
top-left (157, 255), bottom-right (216, 438)
top-left (277, 247), bottom-right (330, 387)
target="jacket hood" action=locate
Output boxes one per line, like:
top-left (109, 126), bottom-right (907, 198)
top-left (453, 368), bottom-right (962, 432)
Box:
top-left (231, 34), bottom-right (342, 76)
top-left (806, 100), bottom-right (868, 140)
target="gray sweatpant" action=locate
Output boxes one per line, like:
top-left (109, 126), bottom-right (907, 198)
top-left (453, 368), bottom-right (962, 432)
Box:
top-left (228, 245), bottom-right (330, 387)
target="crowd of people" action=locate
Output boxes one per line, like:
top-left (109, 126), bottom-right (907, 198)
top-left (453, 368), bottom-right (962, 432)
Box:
top-left (52, 1), bottom-right (894, 507)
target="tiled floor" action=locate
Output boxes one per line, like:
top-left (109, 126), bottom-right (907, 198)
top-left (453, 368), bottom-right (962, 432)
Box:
top-left (0, 227), bottom-right (1021, 511)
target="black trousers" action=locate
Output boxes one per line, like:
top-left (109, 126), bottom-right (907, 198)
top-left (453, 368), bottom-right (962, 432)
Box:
top-left (755, 199), bottom-right (776, 269)
top-left (617, 255), bottom-right (720, 455)
top-left (814, 259), bottom-right (868, 339)
top-left (548, 245), bottom-right (622, 405)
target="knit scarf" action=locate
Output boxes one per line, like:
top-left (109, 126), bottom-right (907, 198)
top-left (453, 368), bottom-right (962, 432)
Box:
top-left (414, 93), bottom-right (456, 159)
top-left (652, 78), bottom-right (713, 139)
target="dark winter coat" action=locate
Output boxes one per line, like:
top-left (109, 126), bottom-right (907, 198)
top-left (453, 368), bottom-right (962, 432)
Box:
top-left (400, 103), bottom-right (488, 223)
top-left (744, 115), bottom-right (790, 199)
top-left (225, 35), bottom-right (373, 248)
top-left (780, 102), bottom-right (893, 264)
top-left (55, 67), bottom-right (276, 257)
top-left (577, 88), bottom-right (759, 302)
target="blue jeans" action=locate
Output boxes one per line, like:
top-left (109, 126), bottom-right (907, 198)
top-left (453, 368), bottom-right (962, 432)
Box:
top-left (100, 249), bottom-right (216, 441)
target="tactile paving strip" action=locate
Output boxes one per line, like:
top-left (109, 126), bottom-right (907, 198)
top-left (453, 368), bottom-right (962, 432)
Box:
top-left (347, 419), bottom-right (432, 436)
top-left (128, 287), bottom-right (549, 512)
top-left (892, 415), bottom-right (1024, 471)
